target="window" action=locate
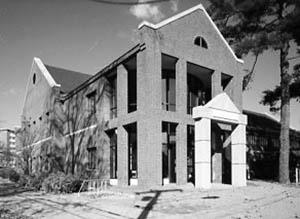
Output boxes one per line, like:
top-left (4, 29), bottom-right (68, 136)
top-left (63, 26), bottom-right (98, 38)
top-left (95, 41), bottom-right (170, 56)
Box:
top-left (87, 147), bottom-right (97, 169)
top-left (126, 56), bottom-right (137, 113)
top-left (221, 73), bottom-right (233, 90)
top-left (187, 62), bottom-right (213, 114)
top-left (187, 125), bottom-right (195, 183)
top-left (108, 74), bottom-right (117, 119)
top-left (194, 36), bottom-right (208, 49)
top-left (109, 130), bottom-right (117, 179)
top-left (127, 123), bottom-right (137, 179)
top-left (33, 73), bottom-right (36, 84)
top-left (161, 54), bottom-right (177, 112)
top-left (162, 122), bottom-right (177, 183)
top-left (87, 90), bottom-right (96, 114)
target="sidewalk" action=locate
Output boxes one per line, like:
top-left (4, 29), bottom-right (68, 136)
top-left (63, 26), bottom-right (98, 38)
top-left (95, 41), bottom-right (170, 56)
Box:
top-left (1, 180), bottom-right (300, 218)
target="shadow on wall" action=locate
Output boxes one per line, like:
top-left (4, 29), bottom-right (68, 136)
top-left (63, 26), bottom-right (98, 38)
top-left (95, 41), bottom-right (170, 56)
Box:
top-left (26, 77), bottom-right (111, 178)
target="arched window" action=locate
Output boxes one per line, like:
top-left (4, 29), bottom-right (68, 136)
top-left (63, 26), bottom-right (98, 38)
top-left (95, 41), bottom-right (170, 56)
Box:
top-left (194, 36), bottom-right (208, 49)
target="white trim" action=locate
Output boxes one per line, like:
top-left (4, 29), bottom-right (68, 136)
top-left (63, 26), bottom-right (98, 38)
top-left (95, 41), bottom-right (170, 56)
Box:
top-left (138, 4), bottom-right (244, 64)
top-left (33, 57), bottom-right (61, 88)
top-left (25, 124), bottom-right (98, 149)
top-left (130, 178), bottom-right (138, 186)
top-left (65, 124), bottom-right (98, 137)
top-left (110, 179), bottom-right (118, 186)
top-left (21, 57), bottom-right (61, 116)
top-left (163, 178), bottom-right (170, 185)
top-left (26, 136), bottom-right (52, 148)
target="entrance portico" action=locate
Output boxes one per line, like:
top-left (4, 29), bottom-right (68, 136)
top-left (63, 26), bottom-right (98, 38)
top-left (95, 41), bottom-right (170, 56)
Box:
top-left (193, 93), bottom-right (247, 189)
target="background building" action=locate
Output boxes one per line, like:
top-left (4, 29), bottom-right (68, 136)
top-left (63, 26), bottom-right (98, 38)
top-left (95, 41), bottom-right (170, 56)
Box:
top-left (0, 128), bottom-right (17, 167)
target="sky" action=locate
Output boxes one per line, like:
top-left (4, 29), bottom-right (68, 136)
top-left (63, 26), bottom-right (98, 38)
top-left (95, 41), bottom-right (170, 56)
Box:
top-left (0, 0), bottom-right (299, 130)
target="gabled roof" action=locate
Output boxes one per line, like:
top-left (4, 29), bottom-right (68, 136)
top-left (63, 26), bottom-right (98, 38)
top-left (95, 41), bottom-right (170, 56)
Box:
top-left (193, 93), bottom-right (247, 125)
top-left (45, 65), bottom-right (92, 93)
top-left (206, 92), bottom-right (241, 114)
top-left (138, 4), bottom-right (244, 64)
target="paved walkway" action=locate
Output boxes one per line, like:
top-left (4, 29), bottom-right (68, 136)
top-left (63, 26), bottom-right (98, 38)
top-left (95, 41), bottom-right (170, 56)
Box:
top-left (1, 181), bottom-right (300, 218)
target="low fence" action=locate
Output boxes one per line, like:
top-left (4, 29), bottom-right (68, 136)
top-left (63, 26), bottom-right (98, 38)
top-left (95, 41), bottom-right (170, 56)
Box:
top-left (77, 179), bottom-right (109, 196)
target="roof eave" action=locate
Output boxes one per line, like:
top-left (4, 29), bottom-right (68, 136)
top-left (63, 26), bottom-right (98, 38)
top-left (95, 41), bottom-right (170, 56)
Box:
top-left (61, 43), bottom-right (144, 101)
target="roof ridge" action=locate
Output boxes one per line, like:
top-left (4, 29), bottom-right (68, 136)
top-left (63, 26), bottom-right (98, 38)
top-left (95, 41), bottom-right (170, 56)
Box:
top-left (44, 64), bottom-right (91, 77)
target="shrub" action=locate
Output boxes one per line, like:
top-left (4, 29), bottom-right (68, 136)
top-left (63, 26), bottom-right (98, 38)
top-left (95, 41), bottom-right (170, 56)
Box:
top-left (16, 174), bottom-right (30, 187)
top-left (26, 173), bottom-right (48, 191)
top-left (42, 172), bottom-right (83, 194)
top-left (0, 206), bottom-right (31, 219)
top-left (0, 167), bottom-right (20, 182)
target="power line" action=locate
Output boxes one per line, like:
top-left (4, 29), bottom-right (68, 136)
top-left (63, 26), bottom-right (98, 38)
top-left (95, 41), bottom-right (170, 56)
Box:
top-left (89, 0), bottom-right (170, 5)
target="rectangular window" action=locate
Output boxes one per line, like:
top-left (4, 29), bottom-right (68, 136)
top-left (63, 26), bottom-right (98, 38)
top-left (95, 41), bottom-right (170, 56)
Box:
top-left (187, 63), bottom-right (212, 114)
top-left (162, 122), bottom-right (177, 184)
top-left (127, 123), bottom-right (137, 179)
top-left (108, 74), bottom-right (117, 119)
top-left (221, 73), bottom-right (233, 91)
top-left (109, 130), bottom-right (117, 179)
top-left (87, 147), bottom-right (97, 169)
top-left (127, 57), bottom-right (137, 113)
top-left (187, 125), bottom-right (195, 183)
top-left (162, 54), bottom-right (177, 112)
top-left (87, 91), bottom-right (96, 114)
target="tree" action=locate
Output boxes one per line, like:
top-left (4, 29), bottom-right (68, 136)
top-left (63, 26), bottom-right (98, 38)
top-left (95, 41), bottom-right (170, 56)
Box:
top-left (16, 124), bottom-right (36, 175)
top-left (50, 78), bottom-right (110, 176)
top-left (261, 63), bottom-right (300, 111)
top-left (208, 0), bottom-right (300, 183)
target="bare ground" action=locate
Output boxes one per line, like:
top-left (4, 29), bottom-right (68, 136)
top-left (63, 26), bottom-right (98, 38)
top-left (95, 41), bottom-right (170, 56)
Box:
top-left (1, 181), bottom-right (300, 219)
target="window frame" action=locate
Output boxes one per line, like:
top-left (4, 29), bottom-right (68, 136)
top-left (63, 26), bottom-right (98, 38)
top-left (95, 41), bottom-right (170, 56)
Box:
top-left (86, 90), bottom-right (97, 115)
top-left (194, 36), bottom-right (208, 49)
top-left (87, 147), bottom-right (97, 170)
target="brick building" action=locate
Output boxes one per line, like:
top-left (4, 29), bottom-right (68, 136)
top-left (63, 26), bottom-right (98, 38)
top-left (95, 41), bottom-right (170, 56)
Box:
top-left (20, 4), bottom-right (299, 187)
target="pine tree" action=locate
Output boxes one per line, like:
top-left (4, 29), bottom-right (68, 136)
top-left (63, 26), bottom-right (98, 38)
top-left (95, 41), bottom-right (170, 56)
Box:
top-left (208, 0), bottom-right (300, 183)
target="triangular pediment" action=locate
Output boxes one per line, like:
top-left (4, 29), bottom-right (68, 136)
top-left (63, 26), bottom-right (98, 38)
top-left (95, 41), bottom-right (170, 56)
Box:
top-left (205, 92), bottom-right (240, 114)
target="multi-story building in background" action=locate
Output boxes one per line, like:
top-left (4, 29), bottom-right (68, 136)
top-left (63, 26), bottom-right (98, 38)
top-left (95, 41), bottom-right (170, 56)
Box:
top-left (0, 128), bottom-right (17, 167)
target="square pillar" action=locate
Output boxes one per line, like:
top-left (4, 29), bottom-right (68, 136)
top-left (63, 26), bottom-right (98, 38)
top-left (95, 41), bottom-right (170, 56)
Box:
top-left (176, 58), bottom-right (187, 114)
top-left (231, 124), bottom-right (247, 186)
top-left (195, 118), bottom-right (211, 189)
top-left (136, 45), bottom-right (161, 113)
top-left (117, 125), bottom-right (128, 186)
top-left (176, 123), bottom-right (187, 185)
top-left (117, 64), bottom-right (128, 117)
top-left (137, 119), bottom-right (162, 186)
top-left (211, 70), bottom-right (222, 98)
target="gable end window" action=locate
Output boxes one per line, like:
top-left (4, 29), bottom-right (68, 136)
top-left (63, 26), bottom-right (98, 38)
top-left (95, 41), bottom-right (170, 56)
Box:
top-left (33, 73), bottom-right (36, 84)
top-left (194, 36), bottom-right (208, 49)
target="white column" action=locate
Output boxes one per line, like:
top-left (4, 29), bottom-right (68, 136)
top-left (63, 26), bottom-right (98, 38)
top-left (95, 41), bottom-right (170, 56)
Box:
top-left (195, 118), bottom-right (211, 189)
top-left (231, 124), bottom-right (247, 186)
